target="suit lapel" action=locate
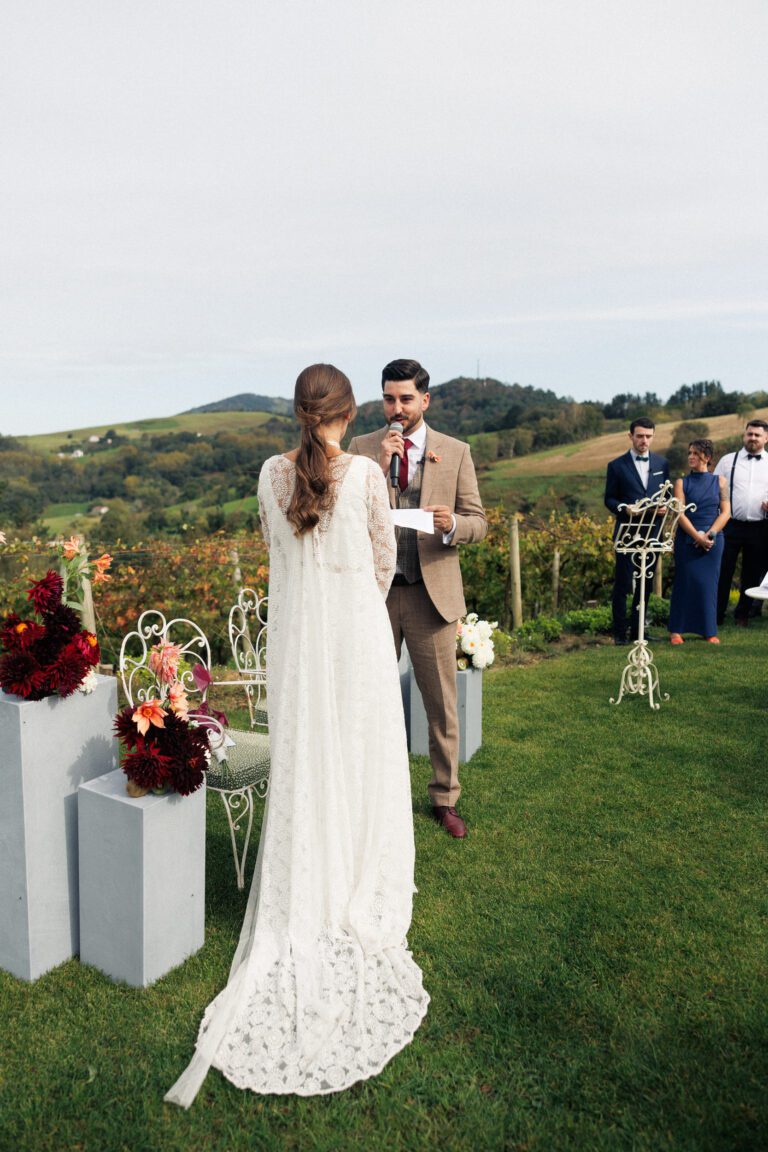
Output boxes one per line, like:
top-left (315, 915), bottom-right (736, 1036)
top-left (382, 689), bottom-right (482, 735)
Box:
top-left (421, 427), bottom-right (442, 509)
top-left (622, 451), bottom-right (645, 495)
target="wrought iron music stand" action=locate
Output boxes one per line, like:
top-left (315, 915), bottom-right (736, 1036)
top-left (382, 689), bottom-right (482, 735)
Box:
top-left (610, 480), bottom-right (691, 710)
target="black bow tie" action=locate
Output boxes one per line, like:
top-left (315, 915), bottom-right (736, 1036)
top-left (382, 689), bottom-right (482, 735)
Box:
top-left (747, 453), bottom-right (762, 460)
top-left (635, 456), bottom-right (649, 463)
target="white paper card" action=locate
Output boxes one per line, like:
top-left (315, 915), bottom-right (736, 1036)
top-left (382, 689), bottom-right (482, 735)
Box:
top-left (391, 509), bottom-right (435, 533)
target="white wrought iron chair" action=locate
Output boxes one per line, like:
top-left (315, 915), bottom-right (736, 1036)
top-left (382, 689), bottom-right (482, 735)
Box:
top-left (119, 610), bottom-right (270, 889)
top-left (226, 587), bottom-right (268, 730)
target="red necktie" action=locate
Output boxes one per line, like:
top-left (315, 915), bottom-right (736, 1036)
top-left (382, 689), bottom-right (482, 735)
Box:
top-left (398, 439), bottom-right (414, 491)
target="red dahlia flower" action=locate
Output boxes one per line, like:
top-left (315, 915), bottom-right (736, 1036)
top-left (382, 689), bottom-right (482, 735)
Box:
top-left (0, 651), bottom-right (45, 699)
top-left (27, 570), bottom-right (64, 614)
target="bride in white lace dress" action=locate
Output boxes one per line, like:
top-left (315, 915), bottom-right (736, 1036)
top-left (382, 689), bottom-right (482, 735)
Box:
top-left (165, 364), bottom-right (429, 1108)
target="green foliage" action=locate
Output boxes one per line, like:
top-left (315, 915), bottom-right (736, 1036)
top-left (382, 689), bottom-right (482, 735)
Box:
top-left (561, 605), bottom-right (613, 634)
top-left (646, 593), bottom-right (671, 627)
top-left (460, 507), bottom-right (616, 627)
top-left (603, 380), bottom-right (764, 423)
top-left (666, 420), bottom-right (710, 474)
top-left (0, 476), bottom-right (46, 527)
top-left (513, 614), bottom-right (563, 650)
top-left (491, 628), bottom-right (513, 658)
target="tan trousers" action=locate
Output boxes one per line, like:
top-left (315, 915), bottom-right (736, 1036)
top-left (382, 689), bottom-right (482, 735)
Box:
top-left (387, 581), bottom-right (461, 808)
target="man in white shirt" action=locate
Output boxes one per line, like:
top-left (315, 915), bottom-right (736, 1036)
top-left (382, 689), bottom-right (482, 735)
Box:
top-left (713, 419), bottom-right (768, 626)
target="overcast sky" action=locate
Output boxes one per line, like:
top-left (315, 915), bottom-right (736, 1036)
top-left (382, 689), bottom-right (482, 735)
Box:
top-left (2, 0), bottom-right (767, 435)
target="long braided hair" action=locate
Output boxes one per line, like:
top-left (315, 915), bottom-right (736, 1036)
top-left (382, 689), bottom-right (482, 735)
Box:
top-left (287, 364), bottom-right (357, 535)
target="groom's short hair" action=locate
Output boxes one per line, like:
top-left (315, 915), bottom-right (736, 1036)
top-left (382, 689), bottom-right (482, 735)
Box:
top-left (629, 417), bottom-right (655, 433)
top-left (382, 359), bottom-right (430, 393)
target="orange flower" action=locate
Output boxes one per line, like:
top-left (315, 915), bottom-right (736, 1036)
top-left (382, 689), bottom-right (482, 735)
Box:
top-left (149, 640), bottom-right (183, 684)
top-left (168, 681), bottom-right (190, 720)
top-left (426, 451), bottom-right (441, 463)
top-left (93, 553), bottom-right (112, 575)
top-left (15, 622), bottom-right (28, 634)
top-left (92, 570), bottom-right (112, 585)
top-left (132, 700), bottom-right (167, 735)
top-left (61, 536), bottom-right (81, 561)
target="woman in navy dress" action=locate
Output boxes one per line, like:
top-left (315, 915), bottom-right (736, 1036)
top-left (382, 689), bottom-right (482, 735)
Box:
top-left (669, 439), bottom-right (731, 643)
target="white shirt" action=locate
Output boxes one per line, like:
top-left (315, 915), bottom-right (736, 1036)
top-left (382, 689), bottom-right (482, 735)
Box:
top-left (401, 421), bottom-right (427, 487)
top-left (632, 453), bottom-right (650, 487)
top-left (714, 448), bottom-right (768, 520)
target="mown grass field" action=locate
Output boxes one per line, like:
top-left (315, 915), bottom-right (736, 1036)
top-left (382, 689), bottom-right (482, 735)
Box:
top-left (1, 624), bottom-right (765, 1151)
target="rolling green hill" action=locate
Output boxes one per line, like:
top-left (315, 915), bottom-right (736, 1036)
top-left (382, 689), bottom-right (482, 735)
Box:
top-left (4, 380), bottom-right (765, 536)
top-left (21, 409), bottom-right (290, 455)
top-left (476, 408), bottom-right (768, 518)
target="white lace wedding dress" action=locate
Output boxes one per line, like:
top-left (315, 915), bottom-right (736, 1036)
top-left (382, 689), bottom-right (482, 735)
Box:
top-left (165, 453), bottom-right (429, 1107)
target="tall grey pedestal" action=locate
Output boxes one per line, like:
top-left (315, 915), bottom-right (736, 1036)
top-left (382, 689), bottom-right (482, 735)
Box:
top-left (409, 666), bottom-right (483, 763)
top-left (0, 677), bottom-right (118, 981)
top-left (78, 769), bottom-right (206, 987)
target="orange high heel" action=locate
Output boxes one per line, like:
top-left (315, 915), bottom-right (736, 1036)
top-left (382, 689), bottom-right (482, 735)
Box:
top-left (670, 633), bottom-right (684, 645)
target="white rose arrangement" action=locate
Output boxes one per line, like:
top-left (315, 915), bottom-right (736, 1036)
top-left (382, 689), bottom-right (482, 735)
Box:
top-left (456, 612), bottom-right (498, 670)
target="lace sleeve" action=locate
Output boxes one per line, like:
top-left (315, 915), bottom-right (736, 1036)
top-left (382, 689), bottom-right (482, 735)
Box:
top-left (365, 462), bottom-right (396, 595)
top-left (257, 466), bottom-right (271, 547)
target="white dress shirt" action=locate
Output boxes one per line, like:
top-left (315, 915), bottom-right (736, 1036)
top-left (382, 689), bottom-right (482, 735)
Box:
top-left (402, 421), bottom-right (427, 487)
top-left (714, 448), bottom-right (768, 520)
top-left (632, 453), bottom-right (650, 487)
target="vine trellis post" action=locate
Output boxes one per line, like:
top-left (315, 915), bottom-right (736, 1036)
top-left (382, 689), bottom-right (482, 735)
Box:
top-left (509, 516), bottom-right (523, 629)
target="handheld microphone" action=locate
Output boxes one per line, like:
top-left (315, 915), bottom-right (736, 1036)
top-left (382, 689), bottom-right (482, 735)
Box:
top-left (389, 421), bottom-right (404, 488)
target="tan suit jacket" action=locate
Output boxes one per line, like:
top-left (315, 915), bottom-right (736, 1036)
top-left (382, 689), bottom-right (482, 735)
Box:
top-left (348, 425), bottom-right (487, 621)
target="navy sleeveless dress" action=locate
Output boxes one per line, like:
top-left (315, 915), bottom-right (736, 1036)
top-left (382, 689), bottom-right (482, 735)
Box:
top-left (669, 471), bottom-right (724, 637)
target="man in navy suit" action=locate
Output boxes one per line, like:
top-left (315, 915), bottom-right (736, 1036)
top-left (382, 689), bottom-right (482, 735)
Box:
top-left (604, 417), bottom-right (670, 644)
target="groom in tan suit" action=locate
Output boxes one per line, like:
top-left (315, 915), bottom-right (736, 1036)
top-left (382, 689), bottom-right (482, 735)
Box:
top-left (348, 359), bottom-right (487, 838)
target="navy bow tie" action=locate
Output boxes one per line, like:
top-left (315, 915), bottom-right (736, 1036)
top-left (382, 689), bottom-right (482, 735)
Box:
top-left (635, 456), bottom-right (649, 463)
top-left (747, 453), bottom-right (762, 460)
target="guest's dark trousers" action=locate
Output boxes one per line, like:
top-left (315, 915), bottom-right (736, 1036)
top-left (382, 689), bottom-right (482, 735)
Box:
top-left (612, 551), bottom-right (658, 640)
top-left (716, 519), bottom-right (768, 623)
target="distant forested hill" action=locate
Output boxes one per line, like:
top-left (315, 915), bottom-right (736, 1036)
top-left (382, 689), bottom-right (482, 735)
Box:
top-left (352, 376), bottom-right (606, 452)
top-left (184, 393), bottom-right (293, 417)
top-left (3, 375), bottom-right (764, 539)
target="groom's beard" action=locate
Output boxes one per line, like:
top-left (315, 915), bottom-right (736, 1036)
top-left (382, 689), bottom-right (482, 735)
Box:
top-left (388, 415), bottom-right (424, 436)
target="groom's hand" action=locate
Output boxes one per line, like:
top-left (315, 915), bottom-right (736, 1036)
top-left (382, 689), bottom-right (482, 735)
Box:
top-left (424, 505), bottom-right (453, 533)
top-left (379, 426), bottom-right (404, 474)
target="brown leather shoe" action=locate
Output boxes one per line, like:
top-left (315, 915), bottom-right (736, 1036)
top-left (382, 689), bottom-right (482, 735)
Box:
top-left (432, 806), bottom-right (467, 838)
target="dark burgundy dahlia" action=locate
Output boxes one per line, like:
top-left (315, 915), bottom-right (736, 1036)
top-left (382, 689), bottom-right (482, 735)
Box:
top-left (27, 570), bottom-right (64, 614)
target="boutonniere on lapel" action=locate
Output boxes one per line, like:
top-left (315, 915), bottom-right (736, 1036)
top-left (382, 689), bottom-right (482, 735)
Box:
top-left (426, 450), bottom-right (441, 463)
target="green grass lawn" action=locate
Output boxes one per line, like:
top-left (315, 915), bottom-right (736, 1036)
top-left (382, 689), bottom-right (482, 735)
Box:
top-left (0, 626), bottom-right (765, 1151)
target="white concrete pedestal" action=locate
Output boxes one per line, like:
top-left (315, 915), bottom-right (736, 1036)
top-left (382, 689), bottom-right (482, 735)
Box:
top-left (0, 677), bottom-right (118, 981)
top-left (78, 769), bottom-right (206, 987)
top-left (409, 666), bottom-right (483, 763)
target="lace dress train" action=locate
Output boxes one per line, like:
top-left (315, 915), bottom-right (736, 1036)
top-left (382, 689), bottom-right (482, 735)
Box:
top-left (165, 454), bottom-right (428, 1106)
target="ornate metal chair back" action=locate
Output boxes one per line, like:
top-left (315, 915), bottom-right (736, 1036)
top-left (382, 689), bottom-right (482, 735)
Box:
top-left (118, 610), bottom-right (212, 708)
top-left (227, 589), bottom-right (268, 730)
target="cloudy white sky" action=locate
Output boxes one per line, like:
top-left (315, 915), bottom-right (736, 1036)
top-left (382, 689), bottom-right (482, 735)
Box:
top-left (1, 0), bottom-right (767, 435)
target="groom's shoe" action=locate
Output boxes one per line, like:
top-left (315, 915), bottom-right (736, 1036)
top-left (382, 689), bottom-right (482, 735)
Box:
top-left (432, 806), bottom-right (467, 839)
